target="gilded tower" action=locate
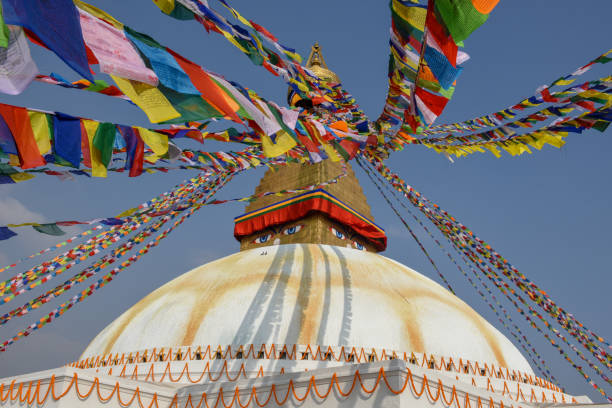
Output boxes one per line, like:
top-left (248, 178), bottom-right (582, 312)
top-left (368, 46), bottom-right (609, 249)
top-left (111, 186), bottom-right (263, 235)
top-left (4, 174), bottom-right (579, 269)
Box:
top-left (235, 44), bottom-right (386, 253)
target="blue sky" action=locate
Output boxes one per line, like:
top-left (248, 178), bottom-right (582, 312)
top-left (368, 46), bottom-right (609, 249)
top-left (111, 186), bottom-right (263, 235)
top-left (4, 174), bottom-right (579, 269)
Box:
top-left (0, 0), bottom-right (610, 401)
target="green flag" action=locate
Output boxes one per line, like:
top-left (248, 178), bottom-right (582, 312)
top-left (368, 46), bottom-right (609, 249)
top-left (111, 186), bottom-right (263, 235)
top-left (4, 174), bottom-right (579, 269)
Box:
top-left (33, 223), bottom-right (65, 236)
top-left (0, 4), bottom-right (9, 48)
top-left (93, 123), bottom-right (116, 168)
top-left (435, 0), bottom-right (500, 44)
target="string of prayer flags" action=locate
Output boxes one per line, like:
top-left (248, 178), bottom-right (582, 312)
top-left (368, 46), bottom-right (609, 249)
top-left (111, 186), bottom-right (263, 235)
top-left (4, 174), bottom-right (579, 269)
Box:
top-left (363, 152), bottom-right (612, 398)
top-left (377, 0), bottom-right (473, 134)
top-left (0, 226), bottom-right (105, 274)
top-left (425, 49), bottom-right (612, 136)
top-left (35, 75), bottom-right (129, 100)
top-left (0, 169), bottom-right (227, 304)
top-left (0, 217), bottom-right (126, 242)
top-left (0, 169), bottom-right (235, 352)
top-left (154, 0), bottom-right (367, 123)
top-left (422, 104), bottom-right (612, 159)
top-left (0, 0), bottom-right (371, 160)
top-left (358, 157), bottom-right (561, 385)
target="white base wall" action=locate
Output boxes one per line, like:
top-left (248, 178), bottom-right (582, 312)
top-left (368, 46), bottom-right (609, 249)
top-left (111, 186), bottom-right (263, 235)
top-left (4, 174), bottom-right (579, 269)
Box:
top-left (0, 360), bottom-right (599, 408)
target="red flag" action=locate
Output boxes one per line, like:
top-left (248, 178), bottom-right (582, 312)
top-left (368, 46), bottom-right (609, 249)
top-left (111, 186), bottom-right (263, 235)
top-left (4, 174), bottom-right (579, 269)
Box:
top-left (0, 104), bottom-right (45, 169)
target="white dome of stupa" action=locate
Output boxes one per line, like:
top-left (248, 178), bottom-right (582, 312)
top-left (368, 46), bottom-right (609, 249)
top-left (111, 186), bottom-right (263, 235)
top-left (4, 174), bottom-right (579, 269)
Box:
top-left (81, 243), bottom-right (534, 375)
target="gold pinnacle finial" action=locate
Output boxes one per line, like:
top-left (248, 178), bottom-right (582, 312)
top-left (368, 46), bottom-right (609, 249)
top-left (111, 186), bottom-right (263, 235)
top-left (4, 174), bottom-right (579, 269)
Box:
top-left (304, 42), bottom-right (340, 83)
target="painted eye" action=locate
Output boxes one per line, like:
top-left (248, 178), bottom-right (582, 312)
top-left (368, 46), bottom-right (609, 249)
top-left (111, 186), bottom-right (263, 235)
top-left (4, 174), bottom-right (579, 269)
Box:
top-left (253, 233), bottom-right (273, 244)
top-left (330, 227), bottom-right (345, 240)
top-left (282, 224), bottom-right (303, 235)
top-left (353, 241), bottom-right (365, 251)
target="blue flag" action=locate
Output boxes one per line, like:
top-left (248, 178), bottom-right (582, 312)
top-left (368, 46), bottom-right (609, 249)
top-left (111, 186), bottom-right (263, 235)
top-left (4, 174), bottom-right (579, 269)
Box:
top-left (3, 0), bottom-right (94, 81)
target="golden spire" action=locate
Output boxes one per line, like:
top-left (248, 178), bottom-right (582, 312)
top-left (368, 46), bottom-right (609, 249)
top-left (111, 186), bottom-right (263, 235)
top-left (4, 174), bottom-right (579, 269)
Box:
top-left (239, 42), bottom-right (387, 252)
top-left (234, 161), bottom-right (386, 253)
top-left (288, 42), bottom-right (341, 107)
top-left (305, 42), bottom-right (341, 84)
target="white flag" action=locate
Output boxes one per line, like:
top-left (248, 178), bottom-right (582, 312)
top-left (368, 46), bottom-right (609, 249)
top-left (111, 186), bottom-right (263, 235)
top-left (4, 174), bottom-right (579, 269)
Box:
top-left (0, 26), bottom-right (39, 95)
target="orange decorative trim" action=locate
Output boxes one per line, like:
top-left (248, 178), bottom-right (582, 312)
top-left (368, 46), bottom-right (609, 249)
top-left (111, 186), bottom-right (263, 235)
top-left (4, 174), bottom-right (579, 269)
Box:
top-left (1, 365), bottom-right (567, 408)
top-left (73, 344), bottom-right (562, 393)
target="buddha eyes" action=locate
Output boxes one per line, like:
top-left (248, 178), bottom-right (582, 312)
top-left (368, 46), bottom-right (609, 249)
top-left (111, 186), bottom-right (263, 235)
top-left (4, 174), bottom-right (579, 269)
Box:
top-left (330, 227), bottom-right (345, 240)
top-left (253, 233), bottom-right (273, 244)
top-left (252, 224), bottom-right (304, 244)
top-left (353, 241), bottom-right (365, 251)
top-left (282, 225), bottom-right (303, 235)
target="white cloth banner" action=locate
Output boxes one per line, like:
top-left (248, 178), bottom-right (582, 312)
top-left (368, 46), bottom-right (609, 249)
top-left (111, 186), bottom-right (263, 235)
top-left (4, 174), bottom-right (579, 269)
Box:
top-left (0, 26), bottom-right (39, 95)
top-left (209, 72), bottom-right (281, 136)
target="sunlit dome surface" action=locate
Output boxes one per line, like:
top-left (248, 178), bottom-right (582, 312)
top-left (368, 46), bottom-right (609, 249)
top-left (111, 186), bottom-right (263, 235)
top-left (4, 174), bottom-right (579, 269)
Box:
top-left (82, 244), bottom-right (534, 375)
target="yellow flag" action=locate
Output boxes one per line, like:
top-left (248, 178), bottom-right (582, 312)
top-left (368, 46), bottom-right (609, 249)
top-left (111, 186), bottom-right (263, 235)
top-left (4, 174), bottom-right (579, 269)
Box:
top-left (117, 208), bottom-right (138, 218)
top-left (28, 111), bottom-right (51, 155)
top-left (261, 131), bottom-right (297, 157)
top-left (247, 157), bottom-right (261, 167)
top-left (111, 76), bottom-right (180, 123)
top-left (392, 0), bottom-right (426, 30)
top-left (541, 132), bottom-right (566, 148)
top-left (220, 31), bottom-right (249, 53)
top-left (152, 0), bottom-right (175, 14)
top-left (553, 78), bottom-right (575, 86)
top-left (74, 0), bottom-right (123, 29)
top-left (289, 78), bottom-right (310, 93)
top-left (10, 172), bottom-right (35, 183)
top-left (82, 119), bottom-right (107, 178)
top-left (137, 127), bottom-right (168, 163)
top-left (8, 154), bottom-right (19, 166)
top-left (323, 144), bottom-right (341, 162)
top-left (484, 144), bottom-right (502, 158)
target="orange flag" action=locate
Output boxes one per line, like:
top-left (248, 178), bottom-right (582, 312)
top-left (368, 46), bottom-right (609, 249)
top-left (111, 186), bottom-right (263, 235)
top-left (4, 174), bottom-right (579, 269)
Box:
top-left (0, 104), bottom-right (45, 169)
top-left (166, 48), bottom-right (242, 124)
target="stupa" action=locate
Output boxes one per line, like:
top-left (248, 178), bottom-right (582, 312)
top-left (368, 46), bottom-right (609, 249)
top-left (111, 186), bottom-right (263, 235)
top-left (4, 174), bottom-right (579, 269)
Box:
top-left (0, 45), bottom-right (598, 408)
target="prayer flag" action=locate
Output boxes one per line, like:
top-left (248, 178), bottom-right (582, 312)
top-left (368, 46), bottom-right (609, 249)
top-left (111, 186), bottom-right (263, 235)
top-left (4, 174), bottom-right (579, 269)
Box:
top-left (0, 103), bottom-right (44, 169)
top-left (136, 127), bottom-right (168, 163)
top-left (28, 111), bottom-right (51, 155)
top-left (92, 122), bottom-right (116, 171)
top-left (415, 87), bottom-right (449, 125)
top-left (209, 73), bottom-right (281, 136)
top-left (117, 125), bottom-right (144, 177)
top-left (53, 113), bottom-right (82, 168)
top-left (0, 27), bottom-right (38, 95)
top-left (261, 130), bottom-right (297, 157)
top-left (0, 3), bottom-right (8, 48)
top-left (74, 0), bottom-right (123, 29)
top-left (100, 218), bottom-right (124, 226)
top-left (166, 48), bottom-right (242, 123)
top-left (111, 75), bottom-right (180, 123)
top-left (434, 0), bottom-right (500, 44)
top-left (0, 227), bottom-right (16, 240)
top-left (153, 0), bottom-right (175, 14)
top-left (424, 45), bottom-right (462, 89)
top-left (3, 0), bottom-right (94, 81)
top-left (32, 223), bottom-right (65, 236)
top-left (78, 9), bottom-right (158, 86)
top-left (0, 110), bottom-right (16, 155)
top-left (81, 119), bottom-right (107, 177)
top-left (425, 3), bottom-right (458, 67)
top-left (125, 27), bottom-right (199, 95)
